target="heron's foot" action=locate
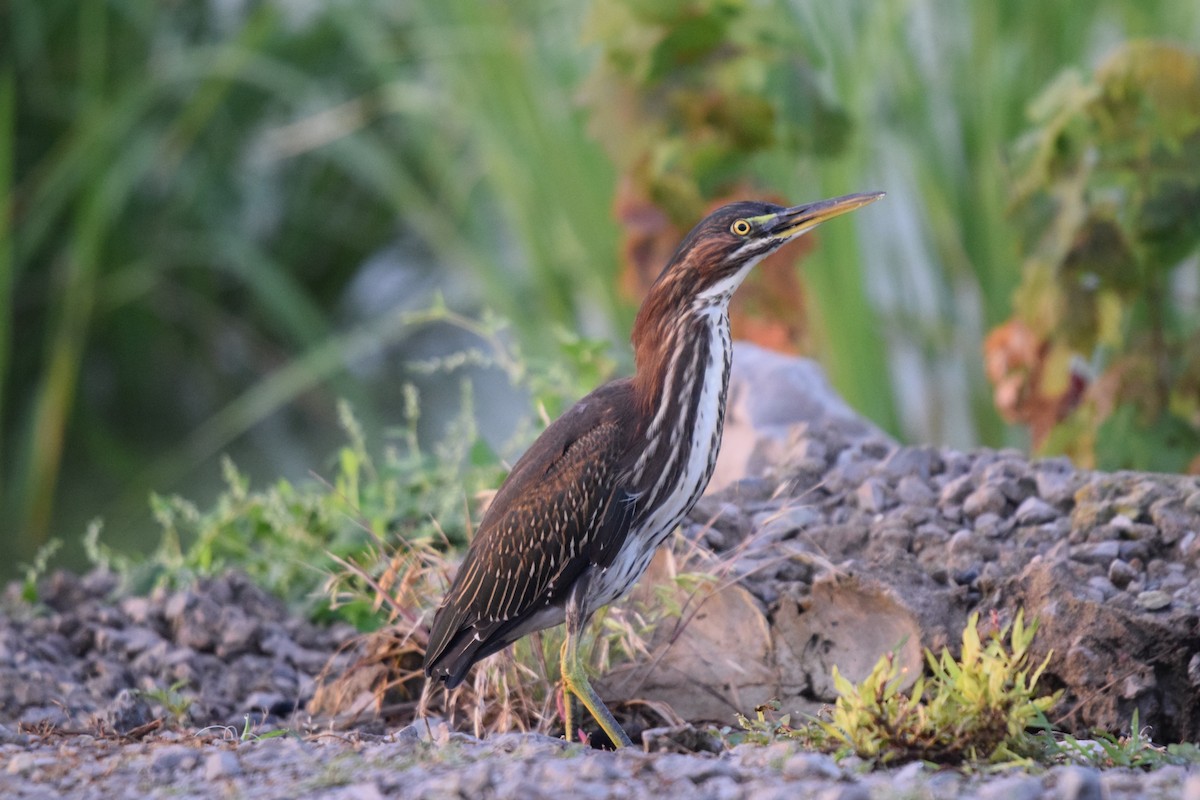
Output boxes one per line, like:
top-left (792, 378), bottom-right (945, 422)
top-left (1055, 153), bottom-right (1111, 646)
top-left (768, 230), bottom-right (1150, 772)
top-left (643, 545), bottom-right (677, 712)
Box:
top-left (560, 664), bottom-right (633, 748)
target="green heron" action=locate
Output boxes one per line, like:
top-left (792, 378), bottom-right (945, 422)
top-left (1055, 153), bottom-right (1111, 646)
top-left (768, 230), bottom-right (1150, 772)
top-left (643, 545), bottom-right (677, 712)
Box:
top-left (423, 191), bottom-right (884, 747)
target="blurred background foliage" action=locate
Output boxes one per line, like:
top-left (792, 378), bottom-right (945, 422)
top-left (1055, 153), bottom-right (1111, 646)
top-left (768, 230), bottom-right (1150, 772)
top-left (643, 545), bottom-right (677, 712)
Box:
top-left (3, 0), bottom-right (1199, 579)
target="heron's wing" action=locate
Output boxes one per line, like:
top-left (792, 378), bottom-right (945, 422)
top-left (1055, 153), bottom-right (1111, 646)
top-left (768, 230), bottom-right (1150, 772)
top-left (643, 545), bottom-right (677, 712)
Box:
top-left (423, 380), bottom-right (636, 686)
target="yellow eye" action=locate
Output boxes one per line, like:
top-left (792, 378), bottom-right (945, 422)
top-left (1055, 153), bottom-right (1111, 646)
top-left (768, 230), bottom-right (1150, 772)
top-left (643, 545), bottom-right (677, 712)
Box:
top-left (731, 219), bottom-right (751, 236)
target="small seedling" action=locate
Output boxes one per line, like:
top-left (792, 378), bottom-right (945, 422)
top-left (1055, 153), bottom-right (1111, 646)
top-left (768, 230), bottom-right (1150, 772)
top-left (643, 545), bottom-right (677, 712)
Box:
top-left (19, 539), bottom-right (63, 603)
top-left (1037, 710), bottom-right (1200, 769)
top-left (138, 680), bottom-right (195, 727)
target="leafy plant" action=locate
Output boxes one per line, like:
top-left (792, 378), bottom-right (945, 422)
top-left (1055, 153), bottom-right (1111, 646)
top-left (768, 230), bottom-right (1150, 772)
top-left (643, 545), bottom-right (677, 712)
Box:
top-left (733, 699), bottom-right (813, 748)
top-left (137, 679), bottom-right (195, 727)
top-left (739, 611), bottom-right (1060, 766)
top-left (18, 539), bottom-right (63, 604)
top-left (107, 391), bottom-right (493, 623)
top-left (988, 40), bottom-right (1200, 471)
top-left (1033, 710), bottom-right (1200, 769)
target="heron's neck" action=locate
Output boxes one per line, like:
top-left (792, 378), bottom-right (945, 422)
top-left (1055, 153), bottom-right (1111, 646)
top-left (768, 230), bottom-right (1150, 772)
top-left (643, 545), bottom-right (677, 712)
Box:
top-left (630, 256), bottom-right (759, 413)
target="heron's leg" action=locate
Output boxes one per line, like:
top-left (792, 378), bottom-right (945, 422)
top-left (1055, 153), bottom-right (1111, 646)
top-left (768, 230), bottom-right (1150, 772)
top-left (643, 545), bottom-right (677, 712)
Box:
top-left (559, 643), bottom-right (576, 741)
top-left (561, 576), bottom-right (634, 748)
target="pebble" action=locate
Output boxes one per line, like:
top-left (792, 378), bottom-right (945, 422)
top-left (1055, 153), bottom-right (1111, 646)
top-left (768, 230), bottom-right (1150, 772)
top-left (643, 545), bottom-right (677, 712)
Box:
top-left (781, 752), bottom-right (840, 780)
top-left (6, 752), bottom-right (35, 775)
top-left (1108, 559), bottom-right (1137, 589)
top-left (964, 485), bottom-right (1008, 518)
top-left (819, 784), bottom-right (871, 800)
top-left (896, 475), bottom-right (936, 506)
top-left (205, 749), bottom-right (242, 780)
top-left (855, 477), bottom-right (894, 513)
top-left (1073, 540), bottom-right (1120, 565)
top-left (1136, 590), bottom-right (1172, 611)
top-left (1086, 575), bottom-right (1117, 600)
top-left (940, 473), bottom-right (975, 506)
top-left (1184, 771), bottom-right (1200, 800)
top-left (329, 784), bottom-right (385, 800)
top-left (976, 774), bottom-right (1044, 800)
top-left (878, 446), bottom-right (941, 481)
top-left (1015, 496), bottom-right (1059, 525)
top-left (753, 506), bottom-right (821, 540)
top-left (151, 744), bottom-right (199, 773)
top-left (0, 723), bottom-right (28, 746)
top-left (1056, 765), bottom-right (1104, 800)
top-left (1035, 463), bottom-right (1079, 507)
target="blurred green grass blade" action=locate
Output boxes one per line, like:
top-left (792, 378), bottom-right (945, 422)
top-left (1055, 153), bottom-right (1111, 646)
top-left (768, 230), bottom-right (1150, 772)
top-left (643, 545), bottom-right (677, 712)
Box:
top-left (0, 69), bottom-right (13, 499)
top-left (113, 303), bottom-right (461, 520)
top-left (15, 40), bottom-right (311, 274)
top-left (155, 5), bottom-right (276, 178)
top-left (406, 0), bottom-right (621, 339)
top-left (20, 131), bottom-right (160, 544)
top-left (201, 233), bottom-right (332, 349)
top-left (807, 159), bottom-right (899, 435)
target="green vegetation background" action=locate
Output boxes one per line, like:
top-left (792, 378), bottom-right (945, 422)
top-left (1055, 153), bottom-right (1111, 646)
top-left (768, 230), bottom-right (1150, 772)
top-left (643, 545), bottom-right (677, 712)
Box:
top-left (3, 1), bottom-right (1199, 579)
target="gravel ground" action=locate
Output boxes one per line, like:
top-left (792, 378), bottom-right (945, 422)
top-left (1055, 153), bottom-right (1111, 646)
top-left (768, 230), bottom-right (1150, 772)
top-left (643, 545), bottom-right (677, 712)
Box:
top-left (4, 385), bottom-right (1200, 795)
top-left (4, 724), bottom-right (1200, 799)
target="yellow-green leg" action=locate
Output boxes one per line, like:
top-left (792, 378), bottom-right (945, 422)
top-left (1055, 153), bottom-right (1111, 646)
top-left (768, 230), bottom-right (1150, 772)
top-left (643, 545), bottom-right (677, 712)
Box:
top-left (561, 581), bottom-right (633, 748)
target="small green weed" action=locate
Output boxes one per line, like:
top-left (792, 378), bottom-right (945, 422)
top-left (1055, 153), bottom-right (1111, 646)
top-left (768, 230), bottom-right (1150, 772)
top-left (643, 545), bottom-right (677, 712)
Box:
top-left (18, 539), bottom-right (62, 603)
top-left (738, 611), bottom-right (1060, 766)
top-left (138, 680), bottom-right (194, 727)
top-left (1032, 710), bottom-right (1200, 769)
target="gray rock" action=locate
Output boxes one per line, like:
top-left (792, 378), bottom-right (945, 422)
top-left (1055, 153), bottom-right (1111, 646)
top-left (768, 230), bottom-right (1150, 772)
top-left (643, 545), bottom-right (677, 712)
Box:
top-left (1086, 575), bottom-right (1117, 601)
top-left (976, 774), bottom-right (1044, 800)
top-left (1108, 559), bottom-right (1137, 589)
top-left (1118, 539), bottom-right (1151, 562)
top-left (855, 478), bottom-right (894, 513)
top-left (878, 446), bottom-right (942, 481)
top-left (895, 475), bottom-right (936, 507)
top-left (653, 753), bottom-right (735, 783)
top-left (1149, 497), bottom-right (1197, 544)
top-left (100, 689), bottom-right (155, 735)
top-left (781, 752), bottom-right (841, 780)
top-left (913, 523), bottom-right (950, 555)
top-left (1073, 540), bottom-right (1120, 565)
top-left (939, 473), bottom-right (975, 507)
top-left (974, 512), bottom-right (1014, 539)
top-left (1186, 770), bottom-right (1200, 800)
top-left (0, 724), bottom-right (28, 747)
top-left (1137, 590), bottom-right (1172, 611)
top-left (1034, 458), bottom-right (1078, 502)
top-left (753, 506), bottom-right (820, 540)
top-left (1056, 765), bottom-right (1103, 800)
top-left (204, 750), bottom-right (242, 780)
top-left (963, 485), bottom-right (1008, 518)
top-left (393, 725), bottom-right (422, 743)
top-left (152, 744), bottom-right (199, 773)
top-left (1015, 496), bottom-right (1059, 525)
top-left (818, 784), bottom-right (871, 800)
top-left (328, 784), bottom-right (385, 800)
top-left (6, 751), bottom-right (35, 775)
top-left (216, 613), bottom-right (260, 659)
top-left (948, 529), bottom-right (976, 556)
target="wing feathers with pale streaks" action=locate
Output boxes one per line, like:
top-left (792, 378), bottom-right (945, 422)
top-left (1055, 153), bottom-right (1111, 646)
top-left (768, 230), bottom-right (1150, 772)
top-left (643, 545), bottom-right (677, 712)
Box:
top-left (423, 380), bottom-right (635, 683)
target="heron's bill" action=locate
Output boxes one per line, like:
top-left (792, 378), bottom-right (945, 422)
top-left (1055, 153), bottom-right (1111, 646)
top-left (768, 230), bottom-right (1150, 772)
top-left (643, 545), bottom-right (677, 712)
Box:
top-left (768, 191), bottom-right (885, 239)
